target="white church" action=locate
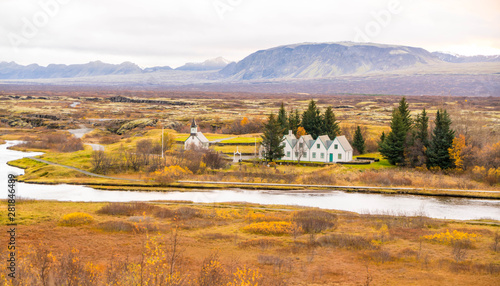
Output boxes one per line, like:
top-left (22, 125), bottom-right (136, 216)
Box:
top-left (184, 119), bottom-right (209, 150)
top-left (260, 130), bottom-right (353, 163)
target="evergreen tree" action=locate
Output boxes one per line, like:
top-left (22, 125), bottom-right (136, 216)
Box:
top-left (322, 106), bottom-right (341, 139)
top-left (261, 113), bottom-right (285, 162)
top-left (288, 108), bottom-right (300, 135)
top-left (379, 110), bottom-right (407, 165)
top-left (414, 108), bottom-right (429, 147)
top-left (301, 99), bottom-right (322, 139)
top-left (379, 132), bottom-right (386, 145)
top-left (398, 96), bottom-right (413, 132)
top-left (427, 109), bottom-right (455, 169)
top-left (277, 102), bottom-right (288, 135)
top-left (353, 126), bottom-right (366, 154)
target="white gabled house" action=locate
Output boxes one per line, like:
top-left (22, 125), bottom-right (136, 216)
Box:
top-left (327, 135), bottom-right (353, 162)
top-left (310, 135), bottom-right (330, 163)
top-left (259, 130), bottom-right (353, 163)
top-left (294, 134), bottom-right (314, 162)
top-left (282, 130), bottom-right (297, 161)
top-left (184, 119), bottom-right (209, 150)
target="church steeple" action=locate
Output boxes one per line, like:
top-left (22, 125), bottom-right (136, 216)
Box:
top-left (190, 118), bottom-right (198, 136)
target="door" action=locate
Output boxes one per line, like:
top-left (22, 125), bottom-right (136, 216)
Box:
top-left (329, 153), bottom-right (333, 162)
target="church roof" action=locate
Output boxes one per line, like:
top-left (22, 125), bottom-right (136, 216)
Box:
top-left (191, 118), bottom-right (197, 128)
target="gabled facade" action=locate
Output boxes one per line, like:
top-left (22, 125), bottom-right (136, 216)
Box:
top-left (259, 130), bottom-right (353, 163)
top-left (281, 130), bottom-right (297, 161)
top-left (293, 134), bottom-right (313, 162)
top-left (310, 135), bottom-right (330, 163)
top-left (326, 135), bottom-right (353, 162)
top-left (184, 119), bottom-right (209, 150)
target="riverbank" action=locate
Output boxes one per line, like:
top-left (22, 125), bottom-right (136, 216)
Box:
top-left (4, 140), bottom-right (500, 200)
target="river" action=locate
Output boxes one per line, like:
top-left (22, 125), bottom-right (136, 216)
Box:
top-left (1, 141), bottom-right (499, 221)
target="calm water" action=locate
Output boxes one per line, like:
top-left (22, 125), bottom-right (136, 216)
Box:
top-left (2, 141), bottom-right (499, 221)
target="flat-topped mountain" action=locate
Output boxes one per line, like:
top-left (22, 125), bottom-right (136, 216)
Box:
top-left (219, 42), bottom-right (442, 80)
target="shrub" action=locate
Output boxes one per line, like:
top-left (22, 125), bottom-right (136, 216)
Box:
top-left (317, 234), bottom-right (377, 250)
top-left (97, 202), bottom-right (157, 216)
top-left (59, 212), bottom-right (94, 226)
top-left (292, 210), bottom-right (337, 234)
top-left (422, 229), bottom-right (480, 244)
top-left (154, 207), bottom-right (204, 220)
top-left (152, 165), bottom-right (193, 185)
top-left (242, 221), bottom-right (294, 236)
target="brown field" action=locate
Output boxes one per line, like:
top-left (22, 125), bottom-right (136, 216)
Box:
top-left (0, 200), bottom-right (499, 285)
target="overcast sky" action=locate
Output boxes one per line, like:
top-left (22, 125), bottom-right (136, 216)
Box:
top-left (1, 0), bottom-right (499, 68)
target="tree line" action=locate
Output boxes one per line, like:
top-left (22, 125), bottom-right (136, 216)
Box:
top-left (378, 97), bottom-right (455, 169)
top-left (262, 100), bottom-right (350, 162)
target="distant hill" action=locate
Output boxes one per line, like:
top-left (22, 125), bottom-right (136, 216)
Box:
top-left (219, 42), bottom-right (442, 80)
top-left (432, 52), bottom-right (500, 63)
top-left (1, 42), bottom-right (499, 96)
top-left (176, 57), bottom-right (232, 71)
top-left (0, 61), bottom-right (144, 79)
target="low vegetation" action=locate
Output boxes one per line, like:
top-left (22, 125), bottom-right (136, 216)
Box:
top-left (1, 200), bottom-right (499, 285)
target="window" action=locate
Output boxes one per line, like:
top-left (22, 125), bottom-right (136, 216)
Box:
top-left (334, 144), bottom-right (338, 150)
top-left (338, 153), bottom-right (342, 160)
top-left (317, 144), bottom-right (320, 149)
top-left (320, 153), bottom-right (324, 159)
top-left (303, 152), bottom-right (307, 157)
top-left (295, 152), bottom-right (298, 157)
top-left (287, 151), bottom-right (291, 157)
top-left (312, 152), bottom-right (316, 159)
top-left (299, 143), bottom-right (303, 148)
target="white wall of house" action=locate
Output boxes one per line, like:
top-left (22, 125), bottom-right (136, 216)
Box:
top-left (282, 140), bottom-right (295, 161)
top-left (327, 136), bottom-right (353, 162)
top-left (293, 136), bottom-right (312, 162)
top-left (309, 136), bottom-right (329, 163)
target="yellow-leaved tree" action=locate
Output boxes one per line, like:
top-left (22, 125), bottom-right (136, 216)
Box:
top-left (449, 134), bottom-right (466, 170)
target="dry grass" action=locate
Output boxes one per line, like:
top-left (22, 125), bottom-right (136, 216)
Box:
top-left (1, 200), bottom-right (499, 285)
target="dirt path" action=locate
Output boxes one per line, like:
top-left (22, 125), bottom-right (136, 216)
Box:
top-left (28, 157), bottom-right (141, 182)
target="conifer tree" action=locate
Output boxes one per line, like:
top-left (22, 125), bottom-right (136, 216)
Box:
top-left (353, 126), bottom-right (366, 154)
top-left (277, 102), bottom-right (288, 135)
top-left (414, 108), bottom-right (429, 147)
top-left (322, 106), bottom-right (341, 139)
top-left (427, 109), bottom-right (455, 169)
top-left (288, 108), bottom-right (300, 135)
top-left (301, 99), bottom-right (322, 139)
top-left (379, 110), bottom-right (407, 165)
top-left (261, 113), bottom-right (285, 162)
top-left (398, 96), bottom-right (413, 132)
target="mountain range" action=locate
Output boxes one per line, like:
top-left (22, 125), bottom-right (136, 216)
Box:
top-left (1, 42), bottom-right (499, 96)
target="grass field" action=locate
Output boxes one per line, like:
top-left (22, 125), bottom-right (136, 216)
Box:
top-left (0, 200), bottom-right (498, 285)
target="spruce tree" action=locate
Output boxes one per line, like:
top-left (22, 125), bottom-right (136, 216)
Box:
top-left (322, 106), bottom-right (341, 139)
top-left (398, 96), bottom-right (413, 132)
top-left (301, 99), bottom-right (322, 139)
top-left (414, 108), bottom-right (429, 147)
top-left (288, 108), bottom-right (300, 135)
top-left (277, 102), bottom-right (288, 135)
top-left (427, 109), bottom-right (455, 169)
top-left (379, 110), bottom-right (407, 165)
top-left (261, 113), bottom-right (285, 162)
top-left (353, 126), bottom-right (366, 154)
